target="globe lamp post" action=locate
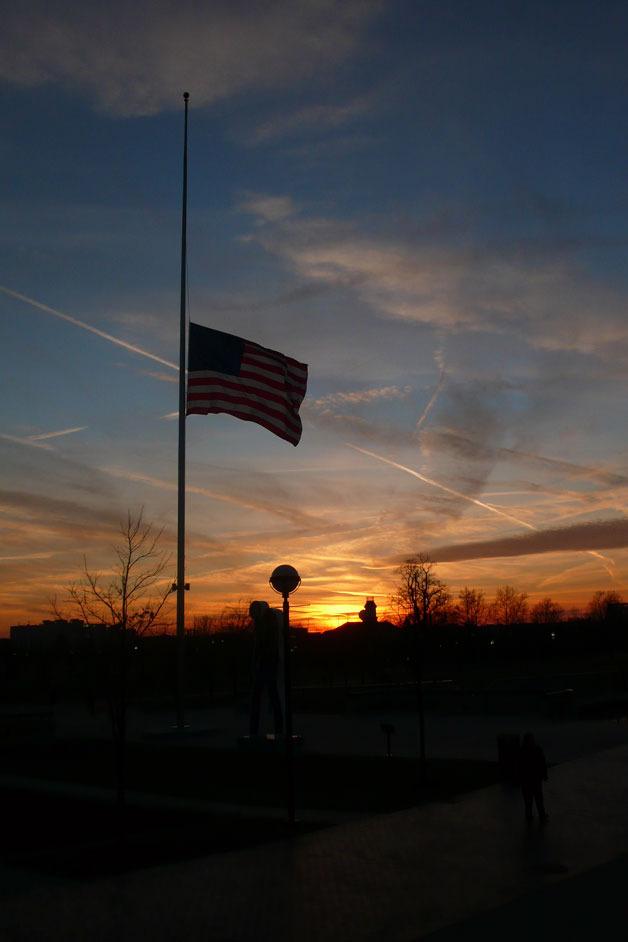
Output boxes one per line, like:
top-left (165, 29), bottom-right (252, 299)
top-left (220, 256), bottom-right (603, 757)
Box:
top-left (270, 564), bottom-right (301, 825)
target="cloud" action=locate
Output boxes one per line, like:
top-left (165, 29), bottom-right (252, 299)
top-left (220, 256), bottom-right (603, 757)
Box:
top-left (303, 406), bottom-right (415, 447)
top-left (431, 517), bottom-right (628, 562)
top-left (284, 132), bottom-right (379, 164)
top-left (0, 488), bottom-right (123, 541)
top-left (0, 436), bottom-right (119, 507)
top-left (201, 281), bottom-right (332, 315)
top-left (243, 211), bottom-right (628, 356)
top-left (140, 371), bottom-right (178, 384)
top-left (248, 94), bottom-right (374, 144)
top-left (303, 375), bottom-right (516, 507)
top-left (349, 436), bottom-right (619, 576)
top-left (310, 385), bottom-right (413, 408)
top-left (0, 1), bottom-right (380, 116)
top-left (348, 443), bottom-right (537, 530)
top-left (424, 427), bottom-right (628, 489)
top-left (238, 194), bottom-right (298, 223)
top-left (103, 467), bottom-right (325, 528)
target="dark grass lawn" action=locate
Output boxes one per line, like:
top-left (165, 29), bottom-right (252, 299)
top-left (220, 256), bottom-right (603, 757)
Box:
top-left (0, 786), bottom-right (311, 881)
top-left (0, 742), bottom-right (500, 880)
top-left (2, 739), bottom-right (500, 812)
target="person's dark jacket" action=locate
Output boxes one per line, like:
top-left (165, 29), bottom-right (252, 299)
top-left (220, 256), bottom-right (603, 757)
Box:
top-left (518, 742), bottom-right (548, 785)
top-left (253, 609), bottom-right (280, 669)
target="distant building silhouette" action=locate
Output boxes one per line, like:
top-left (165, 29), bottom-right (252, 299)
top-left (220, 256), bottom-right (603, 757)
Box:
top-left (10, 619), bottom-right (115, 651)
top-left (606, 602), bottom-right (628, 621)
top-left (324, 598), bottom-right (397, 636)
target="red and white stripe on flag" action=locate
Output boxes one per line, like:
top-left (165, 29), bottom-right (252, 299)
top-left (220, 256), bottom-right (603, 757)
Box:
top-left (187, 336), bottom-right (308, 446)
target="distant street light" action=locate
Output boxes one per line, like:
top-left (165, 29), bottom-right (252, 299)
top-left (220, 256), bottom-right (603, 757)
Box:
top-left (270, 564), bottom-right (301, 826)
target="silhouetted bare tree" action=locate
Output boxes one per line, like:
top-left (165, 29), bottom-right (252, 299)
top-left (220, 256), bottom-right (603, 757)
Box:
top-left (587, 590), bottom-right (622, 622)
top-left (395, 554), bottom-right (450, 784)
top-left (530, 597), bottom-right (564, 624)
top-left (192, 603), bottom-right (250, 634)
top-left (491, 585), bottom-right (528, 625)
top-left (395, 554), bottom-right (451, 627)
top-left (458, 586), bottom-right (486, 626)
top-left (53, 509), bottom-right (171, 807)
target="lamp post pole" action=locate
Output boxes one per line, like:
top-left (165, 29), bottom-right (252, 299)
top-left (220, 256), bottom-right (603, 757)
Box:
top-left (270, 564), bottom-right (301, 827)
top-left (282, 590), bottom-right (295, 825)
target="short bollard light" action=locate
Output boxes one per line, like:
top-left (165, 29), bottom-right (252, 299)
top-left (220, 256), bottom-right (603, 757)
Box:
top-left (269, 564), bottom-right (301, 826)
top-left (381, 722), bottom-right (396, 758)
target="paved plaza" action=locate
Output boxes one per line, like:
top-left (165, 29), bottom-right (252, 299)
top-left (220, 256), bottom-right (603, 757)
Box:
top-left (0, 702), bottom-right (627, 941)
top-left (49, 697), bottom-right (628, 765)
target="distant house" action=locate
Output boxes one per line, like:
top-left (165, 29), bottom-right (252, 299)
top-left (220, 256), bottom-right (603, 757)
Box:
top-left (606, 603), bottom-right (628, 622)
top-left (323, 599), bottom-right (397, 636)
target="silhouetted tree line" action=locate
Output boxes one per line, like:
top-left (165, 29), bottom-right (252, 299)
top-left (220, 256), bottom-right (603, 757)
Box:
top-left (4, 605), bottom-right (628, 708)
top-left (3, 540), bottom-right (627, 710)
top-left (191, 603), bottom-right (250, 634)
top-left (8, 514), bottom-right (625, 814)
top-left (393, 554), bottom-right (622, 627)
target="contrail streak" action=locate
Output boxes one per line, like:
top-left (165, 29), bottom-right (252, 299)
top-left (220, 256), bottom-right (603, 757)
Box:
top-left (416, 367), bottom-right (446, 433)
top-left (0, 552), bottom-right (55, 561)
top-left (348, 443), bottom-right (537, 530)
top-left (28, 426), bottom-right (87, 441)
top-left (0, 433), bottom-right (52, 450)
top-left (1, 426), bottom-right (87, 451)
top-left (348, 443), bottom-right (616, 575)
top-left (0, 286), bottom-right (177, 371)
top-left (586, 550), bottom-right (615, 577)
top-left (103, 467), bottom-right (321, 527)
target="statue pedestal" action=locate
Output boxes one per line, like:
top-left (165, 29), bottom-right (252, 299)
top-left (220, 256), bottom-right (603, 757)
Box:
top-left (237, 733), bottom-right (303, 752)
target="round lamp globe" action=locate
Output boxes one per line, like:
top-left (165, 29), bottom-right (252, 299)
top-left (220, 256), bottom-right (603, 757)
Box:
top-left (269, 565), bottom-right (301, 596)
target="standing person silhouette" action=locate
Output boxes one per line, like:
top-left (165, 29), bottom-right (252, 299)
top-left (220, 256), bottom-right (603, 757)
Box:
top-left (519, 732), bottom-right (548, 823)
top-left (248, 600), bottom-right (284, 737)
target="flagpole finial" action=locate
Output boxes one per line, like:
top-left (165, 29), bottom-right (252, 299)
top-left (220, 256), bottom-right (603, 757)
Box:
top-left (183, 91), bottom-right (189, 101)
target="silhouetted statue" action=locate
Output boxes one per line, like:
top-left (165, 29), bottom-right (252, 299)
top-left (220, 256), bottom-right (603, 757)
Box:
top-left (248, 600), bottom-right (284, 737)
top-left (518, 732), bottom-right (548, 823)
top-left (359, 598), bottom-right (378, 626)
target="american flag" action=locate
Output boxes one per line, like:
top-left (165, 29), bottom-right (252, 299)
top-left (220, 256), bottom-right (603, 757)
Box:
top-left (186, 322), bottom-right (308, 446)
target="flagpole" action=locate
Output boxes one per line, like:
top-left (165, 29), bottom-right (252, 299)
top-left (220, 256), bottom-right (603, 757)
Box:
top-left (176, 91), bottom-right (189, 729)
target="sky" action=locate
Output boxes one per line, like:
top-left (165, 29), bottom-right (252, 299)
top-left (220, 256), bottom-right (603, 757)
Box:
top-left (2, 0), bottom-right (628, 632)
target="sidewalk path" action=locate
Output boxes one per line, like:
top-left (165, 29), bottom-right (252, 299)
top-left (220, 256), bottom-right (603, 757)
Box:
top-left (51, 699), bottom-right (628, 764)
top-left (1, 743), bottom-right (627, 941)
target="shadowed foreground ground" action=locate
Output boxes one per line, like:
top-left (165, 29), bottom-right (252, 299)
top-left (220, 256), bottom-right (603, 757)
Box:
top-left (0, 736), bottom-right (627, 941)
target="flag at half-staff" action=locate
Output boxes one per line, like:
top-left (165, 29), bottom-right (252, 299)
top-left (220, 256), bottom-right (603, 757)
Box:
top-left (186, 322), bottom-right (308, 446)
